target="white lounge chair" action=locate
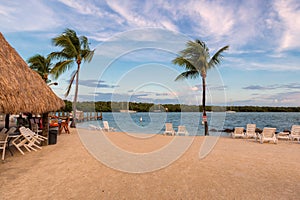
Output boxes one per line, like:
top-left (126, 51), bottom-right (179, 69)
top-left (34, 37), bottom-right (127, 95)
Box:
top-left (103, 121), bottom-right (115, 132)
top-left (177, 125), bottom-right (189, 136)
top-left (6, 127), bottom-right (17, 135)
top-left (0, 128), bottom-right (7, 134)
top-left (25, 127), bottom-right (47, 143)
top-left (89, 124), bottom-right (102, 130)
top-left (12, 133), bottom-right (30, 155)
top-left (245, 124), bottom-right (257, 139)
top-left (290, 125), bottom-right (300, 142)
top-left (259, 127), bottom-right (277, 144)
top-left (231, 127), bottom-right (245, 138)
top-left (277, 131), bottom-right (290, 140)
top-left (12, 127), bottom-right (42, 155)
top-left (0, 129), bottom-right (8, 160)
top-left (163, 123), bottom-right (175, 136)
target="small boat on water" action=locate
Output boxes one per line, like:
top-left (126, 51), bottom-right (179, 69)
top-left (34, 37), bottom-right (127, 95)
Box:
top-left (120, 110), bottom-right (137, 113)
top-left (226, 110), bottom-right (236, 113)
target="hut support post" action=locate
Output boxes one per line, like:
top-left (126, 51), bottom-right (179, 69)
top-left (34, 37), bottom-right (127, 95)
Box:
top-left (5, 114), bottom-right (10, 129)
top-left (41, 113), bottom-right (49, 146)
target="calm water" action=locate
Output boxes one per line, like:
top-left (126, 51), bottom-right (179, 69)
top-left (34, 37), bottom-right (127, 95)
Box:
top-left (77, 112), bottom-right (300, 136)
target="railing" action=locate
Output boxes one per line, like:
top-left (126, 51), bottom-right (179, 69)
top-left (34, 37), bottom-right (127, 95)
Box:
top-left (49, 112), bottom-right (103, 122)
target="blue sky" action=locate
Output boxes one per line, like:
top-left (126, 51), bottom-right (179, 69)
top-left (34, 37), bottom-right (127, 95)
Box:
top-left (1, 0), bottom-right (300, 106)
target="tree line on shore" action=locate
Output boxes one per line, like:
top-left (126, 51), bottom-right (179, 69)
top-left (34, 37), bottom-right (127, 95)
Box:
top-left (60, 100), bottom-right (300, 113)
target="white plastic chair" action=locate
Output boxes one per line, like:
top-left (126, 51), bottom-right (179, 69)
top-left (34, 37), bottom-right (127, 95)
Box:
top-left (25, 127), bottom-right (47, 142)
top-left (231, 127), bottom-right (245, 138)
top-left (0, 128), bottom-right (7, 134)
top-left (12, 127), bottom-right (42, 155)
top-left (259, 127), bottom-right (277, 144)
top-left (164, 123), bottom-right (175, 136)
top-left (276, 131), bottom-right (290, 140)
top-left (0, 129), bottom-right (8, 160)
top-left (89, 124), bottom-right (102, 130)
top-left (290, 125), bottom-right (300, 142)
top-left (177, 125), bottom-right (189, 136)
top-left (6, 127), bottom-right (17, 135)
top-left (103, 121), bottom-right (115, 132)
top-left (245, 124), bottom-right (257, 139)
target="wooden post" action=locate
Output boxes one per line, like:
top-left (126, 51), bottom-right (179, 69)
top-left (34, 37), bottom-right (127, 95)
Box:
top-left (5, 114), bottom-right (10, 129)
top-left (41, 112), bottom-right (49, 146)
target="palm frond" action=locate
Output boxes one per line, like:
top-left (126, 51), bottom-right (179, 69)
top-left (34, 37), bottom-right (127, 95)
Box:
top-left (48, 51), bottom-right (70, 60)
top-left (27, 54), bottom-right (52, 78)
top-left (50, 60), bottom-right (73, 79)
top-left (52, 30), bottom-right (78, 58)
top-left (208, 45), bottom-right (229, 68)
top-left (175, 70), bottom-right (199, 81)
top-left (81, 49), bottom-right (95, 63)
top-left (172, 57), bottom-right (197, 71)
top-left (80, 36), bottom-right (89, 50)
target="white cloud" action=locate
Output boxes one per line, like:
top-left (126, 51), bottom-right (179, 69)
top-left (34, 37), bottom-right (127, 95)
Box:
top-left (160, 20), bottom-right (179, 32)
top-left (105, 0), bottom-right (182, 33)
top-left (0, 0), bottom-right (59, 32)
top-left (274, 0), bottom-right (300, 51)
top-left (92, 28), bottom-right (189, 63)
top-left (226, 57), bottom-right (300, 71)
top-left (186, 0), bottom-right (234, 38)
top-left (57, 0), bottom-right (103, 16)
top-left (105, 0), bottom-right (158, 27)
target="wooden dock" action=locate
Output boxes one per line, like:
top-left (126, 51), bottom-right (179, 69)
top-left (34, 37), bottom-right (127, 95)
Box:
top-left (50, 112), bottom-right (103, 122)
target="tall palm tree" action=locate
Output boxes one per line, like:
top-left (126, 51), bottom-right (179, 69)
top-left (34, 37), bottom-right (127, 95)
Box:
top-left (28, 54), bottom-right (53, 83)
top-left (172, 39), bottom-right (229, 136)
top-left (50, 29), bottom-right (94, 128)
top-left (27, 54), bottom-right (54, 145)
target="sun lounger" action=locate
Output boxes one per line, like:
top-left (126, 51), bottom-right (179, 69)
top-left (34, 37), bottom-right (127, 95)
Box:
top-left (163, 123), bottom-right (175, 136)
top-left (245, 124), bottom-right (257, 139)
top-left (290, 125), bottom-right (300, 142)
top-left (177, 125), bottom-right (189, 136)
top-left (277, 132), bottom-right (290, 140)
top-left (6, 127), bottom-right (17, 135)
top-left (12, 127), bottom-right (42, 155)
top-left (30, 120), bottom-right (42, 135)
top-left (0, 128), bottom-right (7, 134)
top-left (258, 127), bottom-right (277, 144)
top-left (12, 132), bottom-right (31, 155)
top-left (89, 124), bottom-right (102, 130)
top-left (231, 127), bottom-right (245, 138)
top-left (103, 121), bottom-right (115, 132)
top-left (0, 129), bottom-right (8, 160)
top-left (26, 127), bottom-right (48, 142)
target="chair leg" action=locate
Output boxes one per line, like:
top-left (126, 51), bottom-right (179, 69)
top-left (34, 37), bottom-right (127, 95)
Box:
top-left (15, 145), bottom-right (25, 155)
top-left (63, 125), bottom-right (70, 134)
top-left (2, 147), bottom-right (5, 160)
top-left (23, 144), bottom-right (32, 152)
top-left (32, 143), bottom-right (42, 150)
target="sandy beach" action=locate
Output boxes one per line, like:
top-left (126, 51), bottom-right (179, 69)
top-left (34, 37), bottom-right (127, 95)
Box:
top-left (1, 128), bottom-right (300, 199)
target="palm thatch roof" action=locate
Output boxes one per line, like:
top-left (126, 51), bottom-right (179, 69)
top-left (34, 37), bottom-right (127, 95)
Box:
top-left (0, 32), bottom-right (65, 114)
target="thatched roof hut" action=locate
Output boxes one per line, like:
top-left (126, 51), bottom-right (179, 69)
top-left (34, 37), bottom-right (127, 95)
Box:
top-left (0, 32), bottom-right (65, 114)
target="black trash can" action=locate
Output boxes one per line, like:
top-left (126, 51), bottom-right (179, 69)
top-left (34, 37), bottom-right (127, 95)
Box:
top-left (49, 126), bottom-right (58, 145)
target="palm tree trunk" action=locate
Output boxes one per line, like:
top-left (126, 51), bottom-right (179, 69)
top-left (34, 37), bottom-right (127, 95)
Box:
top-left (202, 77), bottom-right (209, 136)
top-left (70, 63), bottom-right (80, 128)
